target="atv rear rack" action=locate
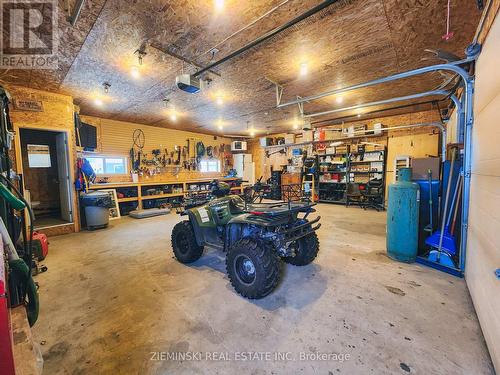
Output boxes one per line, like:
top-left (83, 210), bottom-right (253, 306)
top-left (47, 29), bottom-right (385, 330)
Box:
top-left (243, 200), bottom-right (317, 217)
top-left (280, 216), bottom-right (321, 244)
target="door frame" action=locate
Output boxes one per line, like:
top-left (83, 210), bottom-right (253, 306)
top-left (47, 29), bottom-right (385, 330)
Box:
top-left (14, 125), bottom-right (77, 230)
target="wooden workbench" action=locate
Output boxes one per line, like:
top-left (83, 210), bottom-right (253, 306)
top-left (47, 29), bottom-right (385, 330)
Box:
top-left (88, 177), bottom-right (245, 210)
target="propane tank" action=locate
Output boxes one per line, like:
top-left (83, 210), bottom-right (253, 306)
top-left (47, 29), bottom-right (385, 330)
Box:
top-left (386, 168), bottom-right (420, 263)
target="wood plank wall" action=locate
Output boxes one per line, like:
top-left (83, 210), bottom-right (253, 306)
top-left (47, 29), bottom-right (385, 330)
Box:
top-left (5, 84), bottom-right (80, 234)
top-left (79, 115), bottom-right (233, 183)
top-left (249, 110), bottom-right (441, 191)
top-left (465, 7), bottom-right (500, 372)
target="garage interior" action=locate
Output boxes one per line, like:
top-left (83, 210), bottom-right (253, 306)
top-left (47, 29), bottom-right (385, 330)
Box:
top-left (0, 0), bottom-right (499, 374)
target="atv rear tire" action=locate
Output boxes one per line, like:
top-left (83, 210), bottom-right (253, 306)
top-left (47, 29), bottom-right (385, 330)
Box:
top-left (226, 238), bottom-right (280, 299)
top-left (284, 232), bottom-right (319, 266)
top-left (171, 221), bottom-right (203, 263)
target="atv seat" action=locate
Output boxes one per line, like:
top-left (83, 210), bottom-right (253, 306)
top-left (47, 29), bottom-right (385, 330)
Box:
top-left (229, 197), bottom-right (245, 214)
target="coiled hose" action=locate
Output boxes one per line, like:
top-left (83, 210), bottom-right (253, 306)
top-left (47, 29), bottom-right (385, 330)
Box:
top-left (0, 174), bottom-right (39, 326)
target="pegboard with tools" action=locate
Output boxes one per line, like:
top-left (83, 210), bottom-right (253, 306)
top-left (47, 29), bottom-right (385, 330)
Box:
top-left (128, 130), bottom-right (232, 178)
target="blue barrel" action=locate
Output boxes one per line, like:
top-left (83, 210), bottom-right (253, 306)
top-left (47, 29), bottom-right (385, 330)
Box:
top-left (415, 179), bottom-right (440, 254)
top-left (387, 168), bottom-right (420, 263)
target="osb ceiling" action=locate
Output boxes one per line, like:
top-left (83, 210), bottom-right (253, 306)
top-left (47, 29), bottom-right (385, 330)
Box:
top-left (0, 0), bottom-right (481, 135)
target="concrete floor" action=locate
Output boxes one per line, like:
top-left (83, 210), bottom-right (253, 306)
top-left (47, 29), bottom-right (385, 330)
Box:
top-left (33, 204), bottom-right (494, 375)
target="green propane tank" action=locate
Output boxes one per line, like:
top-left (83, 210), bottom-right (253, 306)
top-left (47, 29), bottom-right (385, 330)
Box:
top-left (386, 168), bottom-right (420, 263)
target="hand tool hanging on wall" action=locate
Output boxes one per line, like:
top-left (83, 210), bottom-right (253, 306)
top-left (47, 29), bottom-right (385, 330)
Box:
top-left (175, 146), bottom-right (181, 165)
top-left (196, 141), bottom-right (205, 163)
top-left (206, 146), bottom-right (213, 158)
top-left (129, 148), bottom-right (135, 171)
top-left (131, 129), bottom-right (145, 171)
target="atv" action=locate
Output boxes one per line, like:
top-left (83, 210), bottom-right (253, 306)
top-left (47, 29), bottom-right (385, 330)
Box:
top-left (171, 181), bottom-right (321, 299)
top-left (242, 176), bottom-right (271, 204)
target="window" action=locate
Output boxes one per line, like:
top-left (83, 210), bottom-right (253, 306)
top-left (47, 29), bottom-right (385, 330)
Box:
top-left (86, 156), bottom-right (127, 175)
top-left (199, 159), bottom-right (220, 173)
top-left (27, 144), bottom-right (51, 168)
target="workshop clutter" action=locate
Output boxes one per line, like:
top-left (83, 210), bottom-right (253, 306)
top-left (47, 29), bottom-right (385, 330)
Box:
top-left (128, 129), bottom-right (232, 180)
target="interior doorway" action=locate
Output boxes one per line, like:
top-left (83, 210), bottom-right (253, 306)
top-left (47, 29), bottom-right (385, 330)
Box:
top-left (19, 128), bottom-right (73, 229)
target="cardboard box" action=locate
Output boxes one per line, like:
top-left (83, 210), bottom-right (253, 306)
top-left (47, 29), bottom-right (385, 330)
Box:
top-left (412, 157), bottom-right (440, 180)
top-left (284, 134), bottom-right (295, 144)
top-left (364, 144), bottom-right (385, 152)
top-left (302, 130), bottom-right (314, 142)
top-left (335, 145), bottom-right (350, 154)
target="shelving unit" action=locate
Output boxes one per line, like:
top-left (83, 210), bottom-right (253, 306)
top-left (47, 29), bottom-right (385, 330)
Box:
top-left (317, 149), bottom-right (386, 205)
top-left (317, 152), bottom-right (349, 204)
top-left (88, 177), bottom-right (244, 215)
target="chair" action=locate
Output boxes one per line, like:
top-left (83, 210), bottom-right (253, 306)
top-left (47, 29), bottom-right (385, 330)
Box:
top-left (345, 183), bottom-right (363, 207)
top-left (360, 179), bottom-right (385, 211)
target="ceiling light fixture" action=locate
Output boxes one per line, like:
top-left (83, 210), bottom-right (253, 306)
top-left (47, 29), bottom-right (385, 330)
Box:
top-left (292, 118), bottom-right (300, 130)
top-left (246, 120), bottom-right (255, 137)
top-left (299, 62), bottom-right (308, 76)
top-left (134, 48), bottom-right (147, 66)
top-left (214, 0), bottom-right (224, 11)
top-left (94, 98), bottom-right (103, 106)
top-left (336, 96), bottom-right (343, 104)
top-left (103, 82), bottom-right (111, 94)
top-left (357, 113), bottom-right (361, 118)
top-left (216, 95), bottom-right (224, 106)
top-left (170, 111), bottom-right (177, 122)
top-left (130, 65), bottom-right (140, 79)
top-left (217, 119), bottom-right (224, 131)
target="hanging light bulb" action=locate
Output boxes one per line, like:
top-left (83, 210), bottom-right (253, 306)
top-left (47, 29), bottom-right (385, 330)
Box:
top-left (103, 82), bottom-right (111, 94)
top-left (216, 95), bottom-right (224, 106)
top-left (299, 62), bottom-right (308, 77)
top-left (170, 111), bottom-right (177, 122)
top-left (130, 65), bottom-right (140, 79)
top-left (217, 119), bottom-right (224, 131)
top-left (134, 48), bottom-right (147, 66)
top-left (94, 98), bottom-right (103, 106)
top-left (214, 0), bottom-right (224, 11)
top-left (249, 128), bottom-right (255, 137)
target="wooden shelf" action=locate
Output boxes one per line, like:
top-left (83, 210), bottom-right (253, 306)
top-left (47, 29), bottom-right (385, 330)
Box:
top-left (117, 197), bottom-right (139, 203)
top-left (88, 177), bottom-right (240, 190)
top-left (88, 177), bottom-right (244, 212)
top-left (142, 193), bottom-right (184, 200)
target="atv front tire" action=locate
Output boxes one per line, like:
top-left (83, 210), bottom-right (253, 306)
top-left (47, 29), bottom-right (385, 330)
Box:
top-left (171, 221), bottom-right (203, 263)
top-left (284, 232), bottom-right (319, 266)
top-left (226, 238), bottom-right (280, 299)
